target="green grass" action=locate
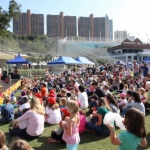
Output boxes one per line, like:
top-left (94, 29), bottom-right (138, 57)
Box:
top-left (1, 91), bottom-right (150, 150)
top-left (1, 116), bottom-right (150, 150)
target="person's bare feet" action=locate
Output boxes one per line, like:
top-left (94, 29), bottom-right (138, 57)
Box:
top-left (47, 138), bottom-right (59, 143)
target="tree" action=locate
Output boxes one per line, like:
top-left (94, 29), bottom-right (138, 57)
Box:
top-left (0, 0), bottom-right (21, 37)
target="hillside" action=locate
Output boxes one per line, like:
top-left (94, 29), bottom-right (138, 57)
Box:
top-left (0, 35), bottom-right (56, 54)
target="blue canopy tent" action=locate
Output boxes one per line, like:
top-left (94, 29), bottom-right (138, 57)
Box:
top-left (47, 56), bottom-right (83, 66)
top-left (7, 54), bottom-right (29, 64)
top-left (75, 57), bottom-right (95, 65)
top-left (7, 53), bottom-right (30, 77)
top-left (143, 58), bottom-right (150, 62)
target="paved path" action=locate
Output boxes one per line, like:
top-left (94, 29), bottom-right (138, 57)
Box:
top-left (0, 80), bottom-right (19, 92)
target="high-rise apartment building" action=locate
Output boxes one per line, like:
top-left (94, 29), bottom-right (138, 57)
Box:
top-left (78, 14), bottom-right (112, 40)
top-left (36, 14), bottom-right (44, 35)
top-left (27, 10), bottom-right (31, 35)
top-left (13, 12), bottom-right (22, 35)
top-left (64, 16), bottom-right (77, 37)
top-left (47, 12), bottom-right (77, 37)
top-left (114, 30), bottom-right (128, 42)
top-left (109, 20), bottom-right (113, 41)
top-left (13, 9), bottom-right (44, 36)
top-left (31, 14), bottom-right (36, 35)
top-left (78, 17), bottom-right (90, 37)
top-left (47, 15), bottom-right (59, 37)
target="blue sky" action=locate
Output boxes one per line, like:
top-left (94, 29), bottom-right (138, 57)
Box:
top-left (0, 0), bottom-right (150, 42)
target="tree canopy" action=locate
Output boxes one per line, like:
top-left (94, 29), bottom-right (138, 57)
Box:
top-left (0, 0), bottom-right (21, 37)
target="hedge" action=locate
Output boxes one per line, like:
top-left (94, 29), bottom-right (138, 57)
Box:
top-left (19, 69), bottom-right (45, 77)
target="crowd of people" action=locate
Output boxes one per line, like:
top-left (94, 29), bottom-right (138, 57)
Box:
top-left (0, 60), bottom-right (149, 150)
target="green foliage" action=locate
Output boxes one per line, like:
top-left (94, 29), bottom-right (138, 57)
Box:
top-left (96, 59), bottom-right (114, 65)
top-left (0, 34), bottom-right (56, 54)
top-left (19, 69), bottom-right (45, 77)
top-left (0, 0), bottom-right (21, 37)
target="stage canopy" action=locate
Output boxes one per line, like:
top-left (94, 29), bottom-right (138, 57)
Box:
top-left (7, 54), bottom-right (29, 64)
top-left (75, 57), bottom-right (95, 65)
top-left (143, 58), bottom-right (150, 62)
top-left (47, 56), bottom-right (83, 66)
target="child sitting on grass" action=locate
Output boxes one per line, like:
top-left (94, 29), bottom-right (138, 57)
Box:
top-left (0, 130), bottom-right (8, 150)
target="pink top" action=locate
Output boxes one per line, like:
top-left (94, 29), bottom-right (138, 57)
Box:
top-left (73, 82), bottom-right (80, 93)
top-left (17, 110), bottom-right (44, 136)
top-left (62, 119), bottom-right (80, 144)
top-left (79, 113), bottom-right (86, 134)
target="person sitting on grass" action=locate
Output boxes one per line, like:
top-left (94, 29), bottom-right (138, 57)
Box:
top-left (117, 93), bottom-right (127, 112)
top-left (0, 96), bottom-right (14, 124)
top-left (45, 91), bottom-right (61, 125)
top-left (9, 97), bottom-right (45, 140)
top-left (86, 98), bottom-right (111, 136)
top-left (106, 93), bottom-right (119, 113)
top-left (0, 130), bottom-right (8, 150)
top-left (10, 139), bottom-right (33, 150)
top-left (106, 108), bottom-right (147, 150)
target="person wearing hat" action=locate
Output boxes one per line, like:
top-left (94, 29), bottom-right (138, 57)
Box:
top-left (117, 93), bottom-right (128, 112)
top-left (45, 90), bottom-right (61, 125)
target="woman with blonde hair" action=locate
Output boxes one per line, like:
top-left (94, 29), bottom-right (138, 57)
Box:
top-left (86, 98), bottom-right (111, 136)
top-left (10, 139), bottom-right (33, 150)
top-left (138, 87), bottom-right (146, 103)
top-left (9, 97), bottom-right (45, 140)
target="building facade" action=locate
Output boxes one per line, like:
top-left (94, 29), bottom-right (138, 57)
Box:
top-left (114, 30), bottom-right (128, 42)
top-left (13, 12), bottom-right (22, 35)
top-left (78, 14), bottom-right (113, 41)
top-left (64, 16), bottom-right (77, 37)
top-left (78, 16), bottom-right (90, 37)
top-left (13, 9), bottom-right (44, 36)
top-left (47, 12), bottom-right (76, 38)
top-left (108, 38), bottom-right (150, 62)
top-left (36, 14), bottom-right (44, 35)
top-left (109, 20), bottom-right (113, 41)
top-left (47, 15), bottom-right (59, 37)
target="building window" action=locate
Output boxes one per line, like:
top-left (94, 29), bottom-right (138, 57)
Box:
top-left (134, 56), bottom-right (137, 60)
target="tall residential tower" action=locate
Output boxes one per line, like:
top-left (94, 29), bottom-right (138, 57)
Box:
top-left (13, 9), bottom-right (44, 36)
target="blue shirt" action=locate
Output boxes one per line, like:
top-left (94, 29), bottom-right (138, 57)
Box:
top-left (1, 103), bottom-right (14, 122)
top-left (118, 131), bottom-right (141, 150)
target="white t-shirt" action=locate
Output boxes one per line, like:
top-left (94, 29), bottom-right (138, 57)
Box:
top-left (78, 92), bottom-right (88, 109)
top-left (45, 107), bottom-right (61, 124)
top-left (68, 69), bottom-right (71, 75)
top-left (19, 102), bottom-right (30, 112)
top-left (78, 68), bottom-right (82, 74)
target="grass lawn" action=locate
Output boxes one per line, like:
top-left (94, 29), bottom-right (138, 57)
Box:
top-left (1, 92), bottom-right (150, 150)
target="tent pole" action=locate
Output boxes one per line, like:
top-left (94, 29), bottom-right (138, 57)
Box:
top-left (7, 64), bottom-right (8, 76)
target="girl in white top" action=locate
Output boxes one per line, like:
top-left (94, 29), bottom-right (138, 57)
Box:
top-left (78, 85), bottom-right (88, 109)
top-left (45, 95), bottom-right (61, 125)
top-left (122, 84), bottom-right (128, 94)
